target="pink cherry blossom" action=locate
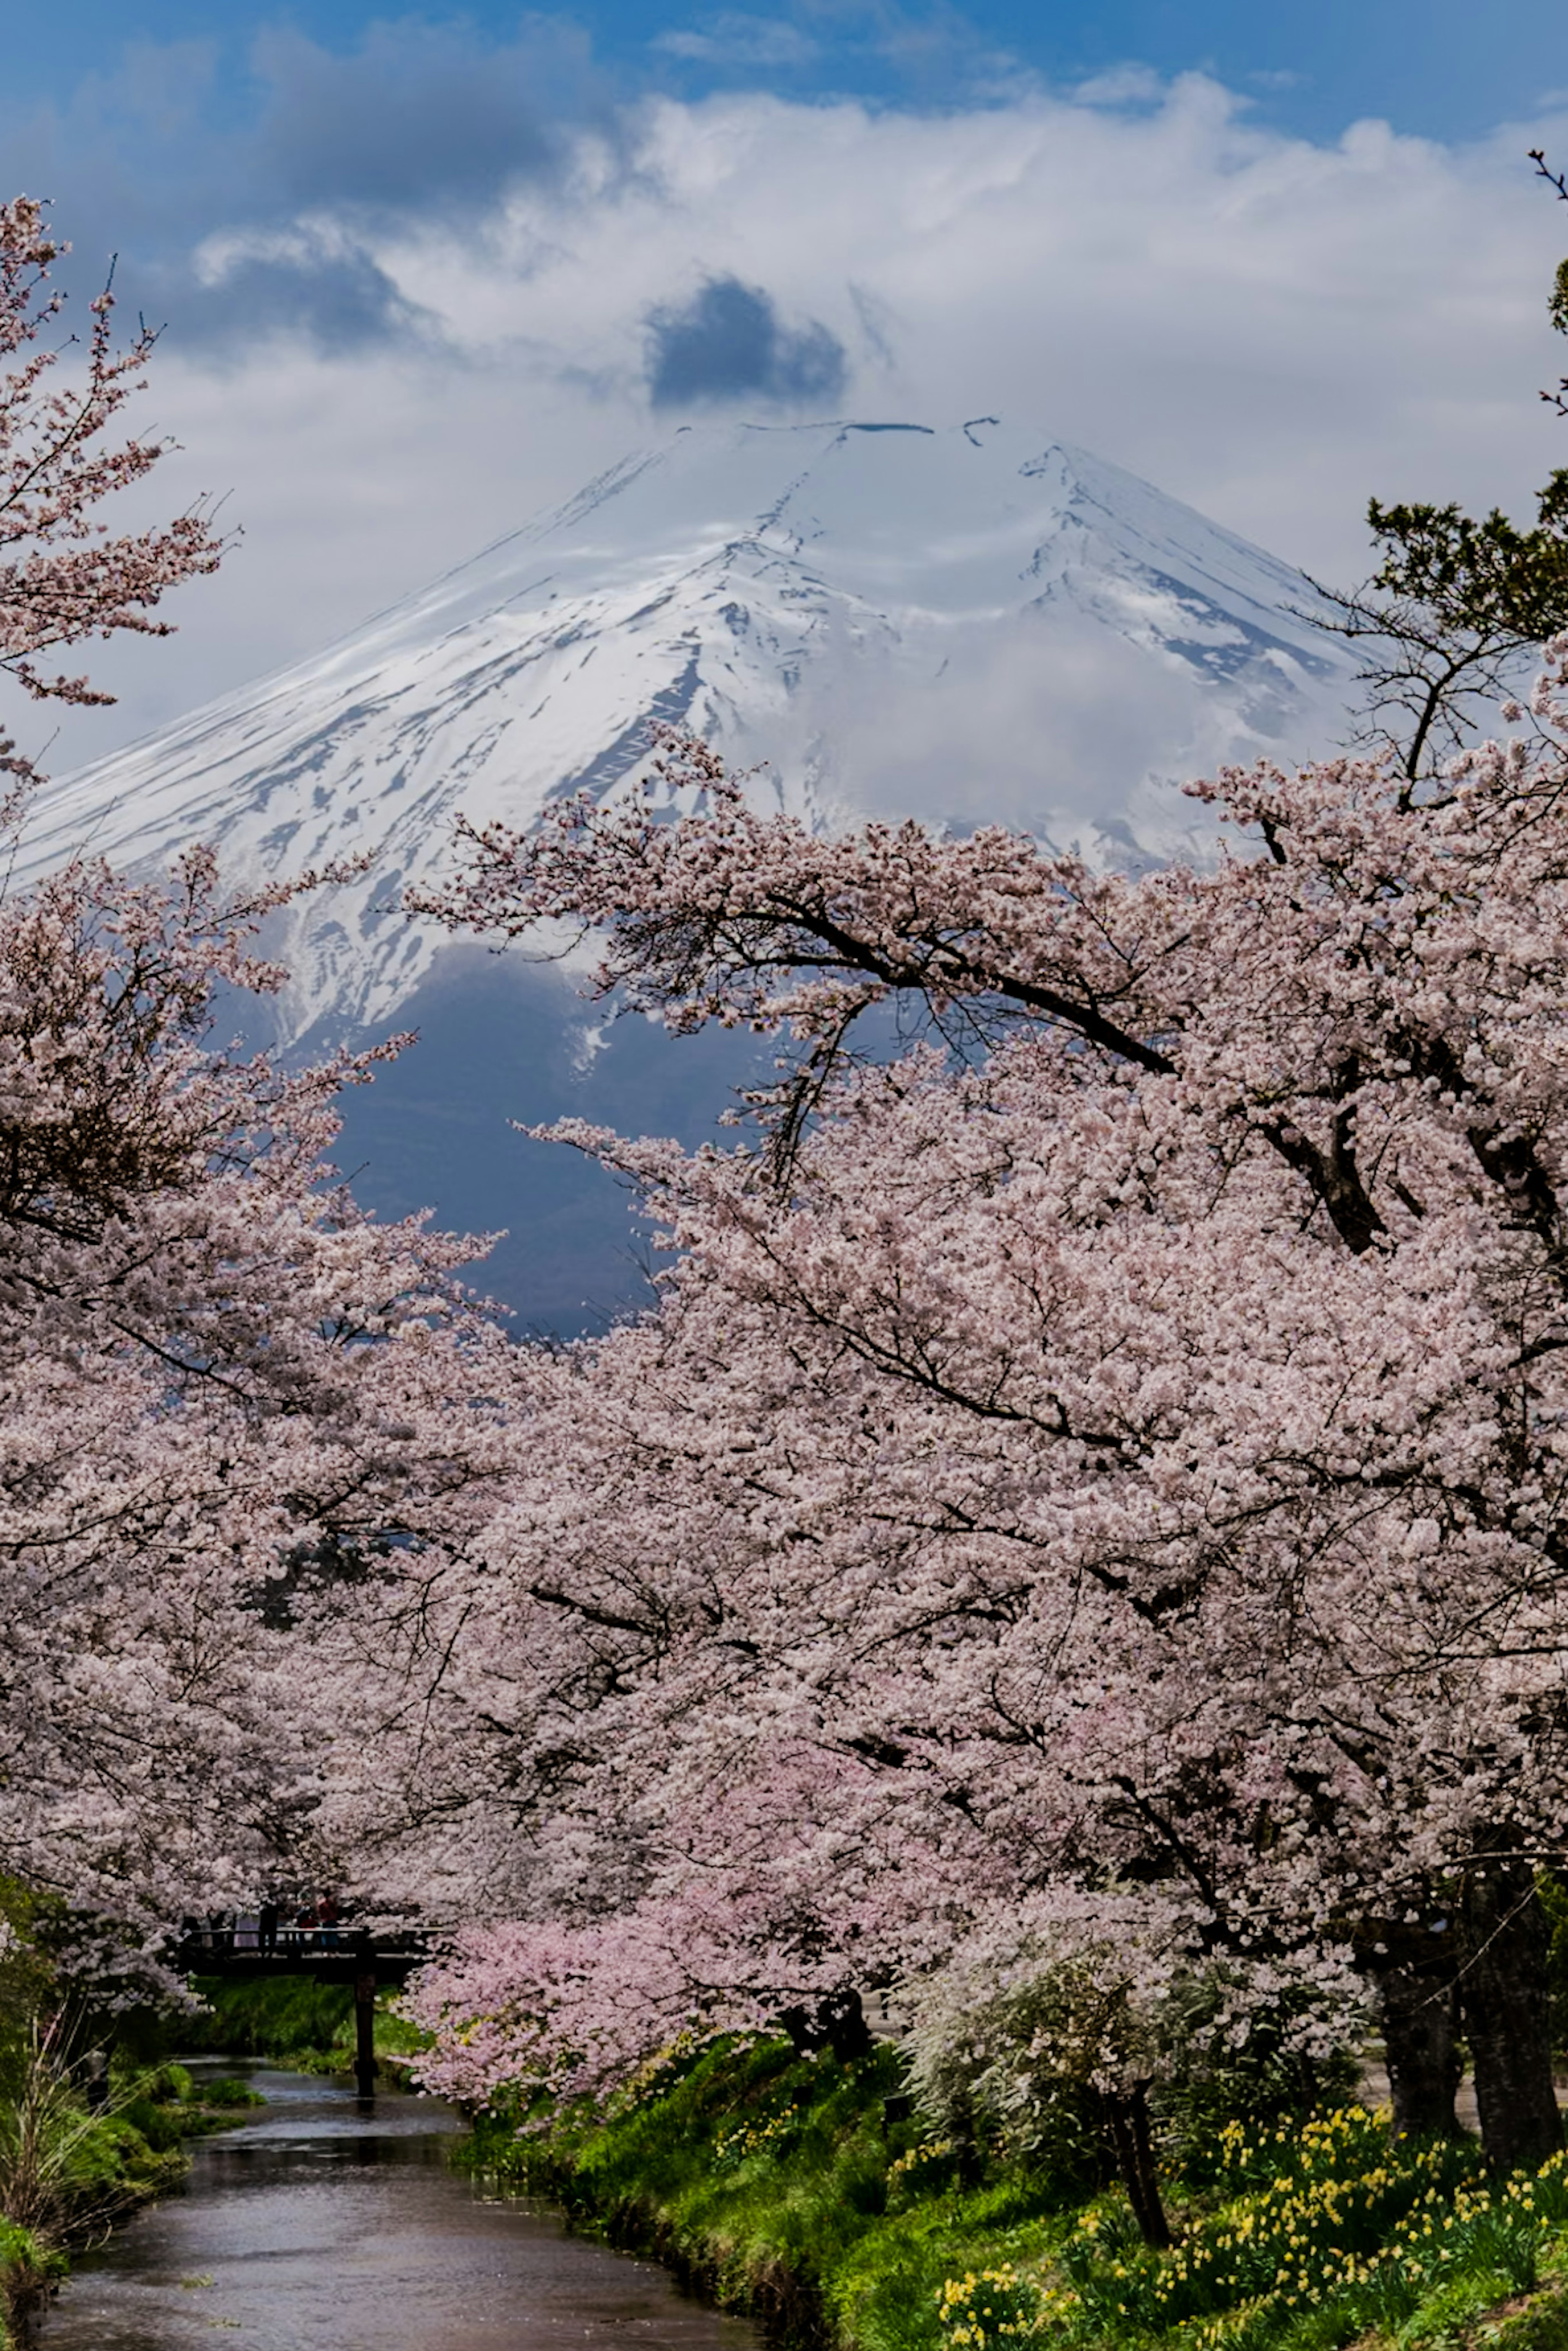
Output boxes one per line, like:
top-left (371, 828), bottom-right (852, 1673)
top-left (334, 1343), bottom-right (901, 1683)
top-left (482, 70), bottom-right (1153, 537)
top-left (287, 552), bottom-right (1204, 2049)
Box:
top-left (409, 642), bottom-right (1568, 2173)
top-left (0, 195), bottom-right (224, 784)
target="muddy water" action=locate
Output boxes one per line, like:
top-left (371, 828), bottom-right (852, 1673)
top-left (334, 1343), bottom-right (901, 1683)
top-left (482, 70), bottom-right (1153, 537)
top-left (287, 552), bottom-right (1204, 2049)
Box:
top-left (42, 2060), bottom-right (760, 2351)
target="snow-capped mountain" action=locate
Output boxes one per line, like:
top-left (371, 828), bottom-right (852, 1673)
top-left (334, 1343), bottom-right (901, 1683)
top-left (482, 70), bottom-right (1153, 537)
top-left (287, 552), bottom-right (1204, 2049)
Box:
top-left (23, 416), bottom-right (1352, 1045)
top-left (20, 416), bottom-right (1361, 1327)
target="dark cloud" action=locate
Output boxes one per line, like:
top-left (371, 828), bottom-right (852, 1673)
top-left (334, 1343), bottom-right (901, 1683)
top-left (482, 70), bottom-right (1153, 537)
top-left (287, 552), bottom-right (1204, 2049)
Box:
top-left (248, 20), bottom-right (600, 218)
top-left (0, 18), bottom-right (617, 357)
top-left (187, 236), bottom-right (437, 356)
top-left (646, 275), bottom-right (847, 410)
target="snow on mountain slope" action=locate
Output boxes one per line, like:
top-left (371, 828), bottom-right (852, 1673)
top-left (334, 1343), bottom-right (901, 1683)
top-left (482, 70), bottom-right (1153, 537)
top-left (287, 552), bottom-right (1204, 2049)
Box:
top-left (20, 415), bottom-right (1356, 1050)
top-left (15, 415), bottom-right (1365, 1327)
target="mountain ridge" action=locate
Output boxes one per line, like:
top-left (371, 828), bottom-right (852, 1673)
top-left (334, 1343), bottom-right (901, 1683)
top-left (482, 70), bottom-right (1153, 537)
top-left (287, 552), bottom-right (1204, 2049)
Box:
top-left (15, 415), bottom-right (1363, 1327)
top-left (19, 414), bottom-right (1354, 1049)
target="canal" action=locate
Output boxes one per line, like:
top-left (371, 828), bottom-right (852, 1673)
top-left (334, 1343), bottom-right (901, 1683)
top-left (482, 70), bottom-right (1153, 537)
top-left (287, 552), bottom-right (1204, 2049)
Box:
top-left (41, 2059), bottom-right (761, 2351)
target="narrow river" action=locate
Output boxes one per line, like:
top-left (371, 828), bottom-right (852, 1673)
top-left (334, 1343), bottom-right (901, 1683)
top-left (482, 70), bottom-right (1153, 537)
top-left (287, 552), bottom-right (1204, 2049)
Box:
top-left (42, 2059), bottom-right (761, 2351)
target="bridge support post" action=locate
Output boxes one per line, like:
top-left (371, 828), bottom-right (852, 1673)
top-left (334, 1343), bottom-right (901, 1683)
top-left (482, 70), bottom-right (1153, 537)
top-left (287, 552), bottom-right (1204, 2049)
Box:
top-left (354, 1936), bottom-right (376, 2099)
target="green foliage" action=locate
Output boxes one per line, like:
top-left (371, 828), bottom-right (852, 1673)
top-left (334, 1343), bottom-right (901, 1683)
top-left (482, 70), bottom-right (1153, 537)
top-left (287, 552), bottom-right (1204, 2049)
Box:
top-left (114, 2095), bottom-right (187, 2155)
top-left (470, 2033), bottom-right (1134, 2351)
top-left (0, 1885), bottom-right (54, 2078)
top-left (1486, 2298), bottom-right (1568, 2351)
top-left (0, 1917), bottom-right (276, 2334)
top-left (1365, 475), bottom-right (1568, 644)
top-left (888, 2140), bottom-right (964, 2207)
top-left (1060, 2107), bottom-right (1494, 2337)
top-left (183, 1974), bottom-right (355, 2059)
top-left (463, 2034), bottom-right (1568, 2351)
top-left (180, 1975), bottom-right (429, 2077)
top-left (0, 2214), bottom-right (66, 2338)
top-left (200, 2077), bottom-right (265, 2108)
top-left (119, 2061), bottom-right (193, 2104)
top-left (937, 2264), bottom-right (1042, 2351)
top-left (0, 2023), bottom-right (192, 2337)
top-left (1154, 1977), bottom-right (1362, 2184)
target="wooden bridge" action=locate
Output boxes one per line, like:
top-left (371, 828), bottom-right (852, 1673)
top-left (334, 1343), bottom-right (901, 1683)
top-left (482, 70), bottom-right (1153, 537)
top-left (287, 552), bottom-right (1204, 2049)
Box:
top-left (174, 1919), bottom-right (435, 2098)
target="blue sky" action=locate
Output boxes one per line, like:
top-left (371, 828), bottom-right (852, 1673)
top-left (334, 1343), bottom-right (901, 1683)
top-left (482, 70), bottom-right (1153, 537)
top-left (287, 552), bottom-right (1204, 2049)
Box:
top-left (8, 2), bottom-right (1568, 769)
top-left (19, 0), bottom-right (1568, 145)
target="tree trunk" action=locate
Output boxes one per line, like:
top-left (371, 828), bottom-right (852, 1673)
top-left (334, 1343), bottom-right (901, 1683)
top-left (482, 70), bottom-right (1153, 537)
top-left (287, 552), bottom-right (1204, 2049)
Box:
top-left (1461, 1865), bottom-right (1562, 2175)
top-left (1375, 1961), bottom-right (1461, 2139)
top-left (1104, 2082), bottom-right (1173, 2248)
top-left (821, 1988), bottom-right (874, 2066)
top-left (776, 1988), bottom-right (874, 2066)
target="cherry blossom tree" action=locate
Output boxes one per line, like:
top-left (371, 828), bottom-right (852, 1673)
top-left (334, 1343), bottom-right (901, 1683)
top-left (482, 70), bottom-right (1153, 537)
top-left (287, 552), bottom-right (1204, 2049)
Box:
top-left (0, 838), bottom-right (522, 1974)
top-left (0, 195), bottom-right (223, 784)
top-left (0, 191), bottom-right (531, 1974)
top-left (413, 647), bottom-right (1568, 2178)
top-left (398, 1283), bottom-right (1365, 2235)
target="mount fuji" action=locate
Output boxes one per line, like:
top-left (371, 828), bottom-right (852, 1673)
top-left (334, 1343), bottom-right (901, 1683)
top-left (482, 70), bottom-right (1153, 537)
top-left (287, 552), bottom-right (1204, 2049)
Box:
top-left (20, 416), bottom-right (1361, 1329)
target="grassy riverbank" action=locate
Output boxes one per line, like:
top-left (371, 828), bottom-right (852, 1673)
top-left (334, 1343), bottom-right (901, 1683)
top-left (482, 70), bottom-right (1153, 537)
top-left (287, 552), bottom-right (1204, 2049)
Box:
top-left (0, 1974), bottom-right (428, 2343)
top-left (0, 1881), bottom-right (266, 2340)
top-left (466, 2033), bottom-right (1568, 2351)
top-left (0, 2058), bottom-right (261, 2342)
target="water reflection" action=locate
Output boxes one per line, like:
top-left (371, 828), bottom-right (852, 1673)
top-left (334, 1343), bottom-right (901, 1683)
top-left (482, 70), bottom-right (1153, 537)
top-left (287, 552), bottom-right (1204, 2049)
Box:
top-left (44, 2061), bottom-right (759, 2351)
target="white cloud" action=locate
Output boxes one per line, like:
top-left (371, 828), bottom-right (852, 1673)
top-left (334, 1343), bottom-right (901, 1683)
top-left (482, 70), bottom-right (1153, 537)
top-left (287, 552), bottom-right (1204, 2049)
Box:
top-left (26, 69), bottom-right (1568, 778)
top-left (1069, 65), bottom-right (1168, 107)
top-left (654, 15), bottom-right (821, 69)
top-left (192, 220), bottom-right (348, 285)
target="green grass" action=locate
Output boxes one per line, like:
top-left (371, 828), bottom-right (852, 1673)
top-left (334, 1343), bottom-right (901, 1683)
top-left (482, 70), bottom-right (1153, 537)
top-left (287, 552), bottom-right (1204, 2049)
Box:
top-left (182, 1977), bottom-right (357, 2061)
top-left (463, 2036), bottom-right (1568, 2351)
top-left (182, 1975), bottom-right (430, 2078)
top-left (108, 2060), bottom-right (265, 2150)
top-left (470, 2036), bottom-right (1114, 2351)
top-left (0, 2055), bottom-right (220, 2335)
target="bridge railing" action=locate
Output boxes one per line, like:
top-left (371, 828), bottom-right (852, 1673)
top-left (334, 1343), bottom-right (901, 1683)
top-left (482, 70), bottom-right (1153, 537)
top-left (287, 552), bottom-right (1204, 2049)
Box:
top-left (174, 1914), bottom-right (434, 1967)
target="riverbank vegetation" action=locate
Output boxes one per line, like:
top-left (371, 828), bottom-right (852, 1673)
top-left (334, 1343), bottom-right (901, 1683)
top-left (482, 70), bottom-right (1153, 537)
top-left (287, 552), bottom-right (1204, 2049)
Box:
top-left (0, 2034), bottom-right (256, 2342)
top-left (466, 2029), bottom-right (1568, 2351)
top-left (0, 2057), bottom-right (266, 2342)
top-left (0, 1885), bottom-right (272, 2342)
top-left (181, 1977), bottom-right (429, 2079)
